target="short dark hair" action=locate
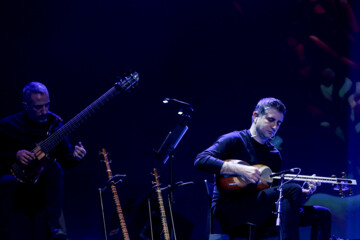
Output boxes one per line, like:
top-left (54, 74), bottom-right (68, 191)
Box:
top-left (254, 97), bottom-right (286, 117)
top-left (23, 82), bottom-right (49, 103)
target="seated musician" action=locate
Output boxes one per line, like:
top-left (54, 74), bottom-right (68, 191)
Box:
top-left (0, 82), bottom-right (87, 240)
top-left (194, 97), bottom-right (331, 240)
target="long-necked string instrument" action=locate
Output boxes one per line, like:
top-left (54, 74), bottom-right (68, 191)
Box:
top-left (152, 168), bottom-right (171, 240)
top-left (100, 148), bottom-right (130, 240)
top-left (218, 160), bottom-right (357, 196)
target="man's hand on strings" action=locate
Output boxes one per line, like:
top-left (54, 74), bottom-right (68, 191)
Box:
top-left (16, 150), bottom-right (36, 165)
top-left (302, 174), bottom-right (321, 195)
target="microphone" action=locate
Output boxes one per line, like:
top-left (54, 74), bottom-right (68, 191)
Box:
top-left (270, 168), bottom-right (299, 177)
top-left (162, 98), bottom-right (194, 114)
top-left (163, 98), bottom-right (192, 106)
top-left (162, 181), bottom-right (194, 192)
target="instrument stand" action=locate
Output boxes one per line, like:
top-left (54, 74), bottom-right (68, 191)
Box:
top-left (147, 197), bottom-right (155, 240)
top-left (167, 155), bottom-right (177, 240)
top-left (167, 189), bottom-right (177, 240)
top-left (275, 174), bottom-right (285, 240)
top-left (154, 107), bottom-right (192, 240)
top-left (165, 180), bottom-right (194, 240)
top-left (97, 175), bottom-right (125, 240)
top-left (98, 188), bottom-right (108, 240)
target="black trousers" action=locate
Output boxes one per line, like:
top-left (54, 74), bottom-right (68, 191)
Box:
top-left (0, 161), bottom-right (65, 240)
top-left (214, 182), bottom-right (331, 240)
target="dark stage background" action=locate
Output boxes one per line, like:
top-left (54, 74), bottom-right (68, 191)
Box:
top-left (1, 0), bottom-right (360, 239)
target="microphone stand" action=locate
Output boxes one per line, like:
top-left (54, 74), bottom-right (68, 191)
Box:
top-left (275, 174), bottom-right (285, 240)
top-left (271, 168), bottom-right (300, 240)
top-left (153, 106), bottom-right (192, 240)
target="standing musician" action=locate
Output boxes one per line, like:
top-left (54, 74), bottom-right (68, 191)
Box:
top-left (0, 82), bottom-right (87, 240)
top-left (194, 97), bottom-right (331, 239)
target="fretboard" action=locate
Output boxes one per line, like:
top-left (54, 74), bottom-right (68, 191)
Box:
top-left (273, 174), bottom-right (357, 185)
top-left (37, 87), bottom-right (119, 153)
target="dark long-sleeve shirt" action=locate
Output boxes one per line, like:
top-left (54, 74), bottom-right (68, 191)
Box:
top-left (194, 129), bottom-right (282, 205)
top-left (0, 111), bottom-right (80, 176)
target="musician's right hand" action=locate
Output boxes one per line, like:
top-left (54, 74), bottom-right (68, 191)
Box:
top-left (220, 159), bottom-right (261, 183)
top-left (16, 150), bottom-right (36, 165)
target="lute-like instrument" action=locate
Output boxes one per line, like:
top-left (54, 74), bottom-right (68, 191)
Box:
top-left (218, 160), bottom-right (357, 195)
top-left (152, 168), bottom-right (171, 240)
top-left (100, 148), bottom-right (130, 240)
top-left (10, 72), bottom-right (139, 184)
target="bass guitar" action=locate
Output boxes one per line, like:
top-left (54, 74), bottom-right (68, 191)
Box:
top-left (100, 148), bottom-right (130, 240)
top-left (152, 168), bottom-right (171, 240)
top-left (217, 160), bottom-right (357, 194)
top-left (10, 72), bottom-right (139, 184)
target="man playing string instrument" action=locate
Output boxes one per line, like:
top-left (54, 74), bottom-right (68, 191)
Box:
top-left (194, 97), bottom-right (331, 239)
top-left (0, 82), bottom-right (86, 240)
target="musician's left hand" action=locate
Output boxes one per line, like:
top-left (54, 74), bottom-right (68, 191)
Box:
top-left (302, 174), bottom-right (321, 195)
top-left (73, 141), bottom-right (87, 160)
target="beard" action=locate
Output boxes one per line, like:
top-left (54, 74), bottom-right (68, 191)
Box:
top-left (256, 126), bottom-right (274, 141)
top-left (36, 114), bottom-right (48, 124)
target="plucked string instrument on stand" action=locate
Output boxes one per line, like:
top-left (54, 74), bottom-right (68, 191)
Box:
top-left (152, 168), bottom-right (171, 240)
top-left (100, 148), bottom-right (130, 240)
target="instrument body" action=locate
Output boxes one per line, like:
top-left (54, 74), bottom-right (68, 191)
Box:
top-left (152, 168), bottom-right (171, 240)
top-left (10, 72), bottom-right (139, 184)
top-left (100, 148), bottom-right (130, 240)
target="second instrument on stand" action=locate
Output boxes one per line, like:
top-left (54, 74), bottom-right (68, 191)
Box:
top-left (100, 148), bottom-right (130, 240)
top-left (152, 168), bottom-right (171, 240)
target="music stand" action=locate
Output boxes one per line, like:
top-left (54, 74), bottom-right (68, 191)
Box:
top-left (154, 114), bottom-right (190, 159)
top-left (153, 100), bottom-right (193, 240)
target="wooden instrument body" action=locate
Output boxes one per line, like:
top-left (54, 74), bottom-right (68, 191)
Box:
top-left (217, 160), bottom-right (274, 192)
